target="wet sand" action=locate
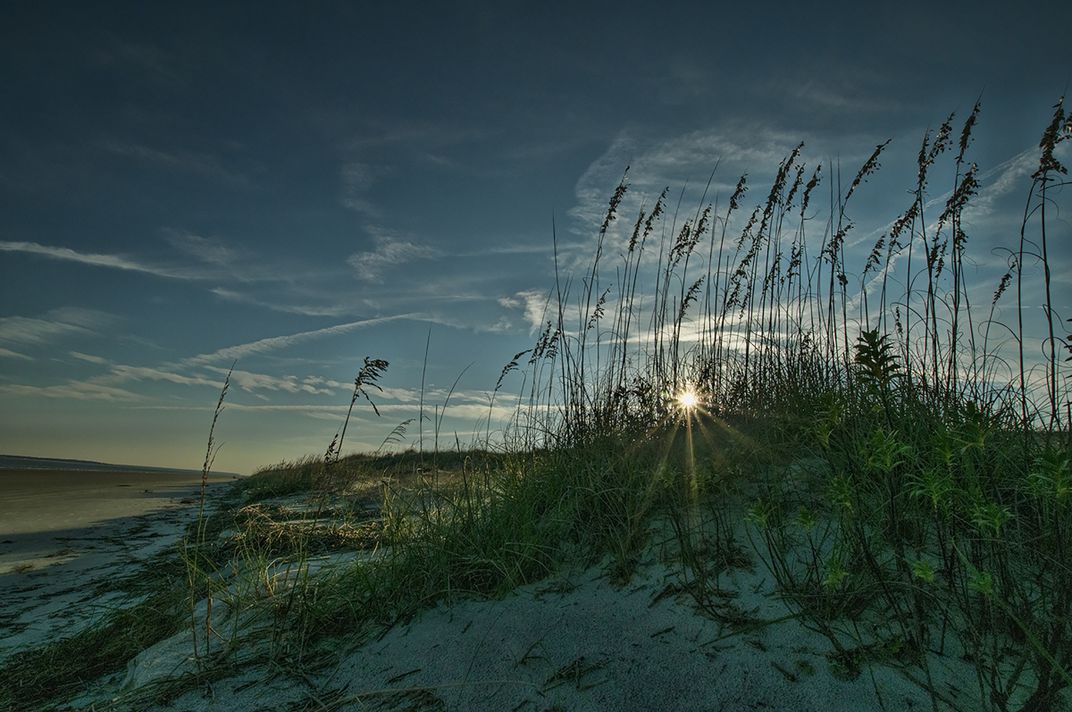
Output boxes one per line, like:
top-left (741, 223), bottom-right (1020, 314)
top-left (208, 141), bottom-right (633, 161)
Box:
top-left (0, 468), bottom-right (235, 661)
top-left (0, 468), bottom-right (234, 538)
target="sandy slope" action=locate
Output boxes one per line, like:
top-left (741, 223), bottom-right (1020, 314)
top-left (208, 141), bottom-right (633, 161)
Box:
top-left (2, 474), bottom-right (992, 711)
top-left (88, 543), bottom-right (978, 711)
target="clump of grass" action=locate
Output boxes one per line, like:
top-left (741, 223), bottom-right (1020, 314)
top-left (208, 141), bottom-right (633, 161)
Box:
top-left (0, 573), bottom-right (189, 709)
top-left (244, 437), bottom-right (670, 663)
top-left (237, 456), bottom-right (322, 503)
top-left (510, 96), bottom-right (1071, 710)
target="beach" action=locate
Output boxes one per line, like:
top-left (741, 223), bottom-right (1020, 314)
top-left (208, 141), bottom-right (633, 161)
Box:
top-left (0, 468), bottom-right (234, 663)
top-left (0, 457), bottom-right (1008, 709)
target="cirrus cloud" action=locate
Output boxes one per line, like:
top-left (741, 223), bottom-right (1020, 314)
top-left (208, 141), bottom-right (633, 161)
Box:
top-left (348, 227), bottom-right (441, 283)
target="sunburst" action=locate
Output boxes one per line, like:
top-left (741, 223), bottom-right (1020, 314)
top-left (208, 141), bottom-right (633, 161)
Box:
top-left (677, 389), bottom-right (699, 412)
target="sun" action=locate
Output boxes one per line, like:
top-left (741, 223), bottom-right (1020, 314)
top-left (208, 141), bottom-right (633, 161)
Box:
top-left (677, 389), bottom-right (699, 411)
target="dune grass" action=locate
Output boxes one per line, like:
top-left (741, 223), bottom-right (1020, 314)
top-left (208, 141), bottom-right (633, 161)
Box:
top-left (0, 557), bottom-right (190, 709)
top-left (3, 98), bottom-right (1070, 711)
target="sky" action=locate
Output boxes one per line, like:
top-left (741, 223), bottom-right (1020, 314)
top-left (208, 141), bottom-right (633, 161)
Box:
top-left (1, 1), bottom-right (1070, 474)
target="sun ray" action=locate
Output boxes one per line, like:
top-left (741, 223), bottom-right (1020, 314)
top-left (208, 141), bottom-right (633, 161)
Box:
top-left (677, 388), bottom-right (699, 412)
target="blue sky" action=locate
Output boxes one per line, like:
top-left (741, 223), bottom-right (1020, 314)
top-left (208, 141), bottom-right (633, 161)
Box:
top-left (1, 2), bottom-right (1070, 473)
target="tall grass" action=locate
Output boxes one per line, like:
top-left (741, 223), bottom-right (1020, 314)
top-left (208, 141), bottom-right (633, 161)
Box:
top-left (508, 97), bottom-right (1070, 711)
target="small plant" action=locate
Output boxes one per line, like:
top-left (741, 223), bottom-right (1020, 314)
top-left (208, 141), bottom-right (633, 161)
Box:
top-left (185, 364), bottom-right (233, 662)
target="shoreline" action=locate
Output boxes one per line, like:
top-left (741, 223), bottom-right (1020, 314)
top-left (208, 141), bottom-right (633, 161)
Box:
top-left (0, 469), bottom-right (234, 663)
top-left (0, 454), bottom-right (243, 477)
top-left (0, 468), bottom-right (237, 539)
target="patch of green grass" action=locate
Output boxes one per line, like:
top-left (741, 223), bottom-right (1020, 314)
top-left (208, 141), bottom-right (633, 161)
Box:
top-left (0, 586), bottom-right (188, 710)
top-left (237, 458), bottom-right (322, 503)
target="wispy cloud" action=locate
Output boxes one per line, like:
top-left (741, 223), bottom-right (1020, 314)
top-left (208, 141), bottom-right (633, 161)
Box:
top-left (69, 351), bottom-right (109, 365)
top-left (963, 144), bottom-right (1069, 224)
top-left (0, 240), bottom-right (201, 280)
top-left (0, 347), bottom-right (31, 360)
top-left (47, 307), bottom-right (117, 329)
top-left (500, 289), bottom-right (553, 332)
top-left (339, 161), bottom-right (382, 217)
top-left (568, 132), bottom-right (637, 235)
top-left (0, 307), bottom-right (116, 347)
top-left (0, 316), bottom-right (86, 346)
top-left (210, 287), bottom-right (355, 317)
top-left (101, 140), bottom-right (248, 187)
top-left (54, 357), bottom-right (348, 399)
top-left (202, 365), bottom-right (339, 395)
top-left (0, 381), bottom-right (142, 401)
top-left (165, 232), bottom-right (239, 267)
top-left (642, 126), bottom-right (810, 172)
top-left (186, 313), bottom-right (419, 365)
top-left (844, 141), bottom-right (1069, 261)
top-left (104, 365), bottom-right (222, 388)
top-left (348, 227), bottom-right (440, 282)
top-left (457, 242), bottom-right (562, 257)
top-left (778, 78), bottom-right (902, 114)
top-left (568, 122), bottom-right (868, 245)
top-left (2, 236), bottom-right (303, 288)
top-left (175, 400), bottom-right (522, 427)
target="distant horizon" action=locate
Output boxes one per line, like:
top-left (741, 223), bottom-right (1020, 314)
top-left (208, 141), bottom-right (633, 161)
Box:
top-left (0, 452), bottom-right (245, 477)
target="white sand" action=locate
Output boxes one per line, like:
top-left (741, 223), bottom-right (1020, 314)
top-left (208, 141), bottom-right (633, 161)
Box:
top-left (86, 539), bottom-right (979, 710)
